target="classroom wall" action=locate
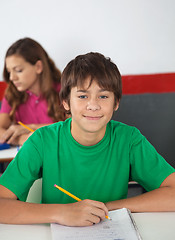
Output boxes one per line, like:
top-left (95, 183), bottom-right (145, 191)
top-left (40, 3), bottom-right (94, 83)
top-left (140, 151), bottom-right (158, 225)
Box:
top-left (0, 0), bottom-right (175, 78)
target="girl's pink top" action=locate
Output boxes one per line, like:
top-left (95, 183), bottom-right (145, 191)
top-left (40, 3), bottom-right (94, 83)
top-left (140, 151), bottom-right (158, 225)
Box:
top-left (0, 84), bottom-right (61, 124)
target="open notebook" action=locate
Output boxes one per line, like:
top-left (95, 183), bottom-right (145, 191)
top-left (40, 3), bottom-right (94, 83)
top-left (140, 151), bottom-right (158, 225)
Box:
top-left (51, 208), bottom-right (142, 240)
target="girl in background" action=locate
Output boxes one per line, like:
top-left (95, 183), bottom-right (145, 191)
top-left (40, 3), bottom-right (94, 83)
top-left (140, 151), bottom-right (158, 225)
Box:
top-left (0, 37), bottom-right (65, 146)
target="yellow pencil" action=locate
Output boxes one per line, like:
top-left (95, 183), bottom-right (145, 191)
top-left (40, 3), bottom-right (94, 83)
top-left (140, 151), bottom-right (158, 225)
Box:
top-left (54, 184), bottom-right (111, 220)
top-left (18, 121), bottom-right (35, 132)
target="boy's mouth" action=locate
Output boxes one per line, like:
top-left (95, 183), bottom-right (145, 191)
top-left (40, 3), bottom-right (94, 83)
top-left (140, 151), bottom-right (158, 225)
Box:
top-left (83, 115), bottom-right (103, 120)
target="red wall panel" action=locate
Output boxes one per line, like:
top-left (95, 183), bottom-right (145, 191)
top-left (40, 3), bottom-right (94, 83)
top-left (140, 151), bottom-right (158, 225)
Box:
top-left (122, 73), bottom-right (175, 94)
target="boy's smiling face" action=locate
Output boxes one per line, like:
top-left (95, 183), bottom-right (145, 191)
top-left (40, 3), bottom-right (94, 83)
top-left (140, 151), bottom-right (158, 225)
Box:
top-left (63, 77), bottom-right (119, 145)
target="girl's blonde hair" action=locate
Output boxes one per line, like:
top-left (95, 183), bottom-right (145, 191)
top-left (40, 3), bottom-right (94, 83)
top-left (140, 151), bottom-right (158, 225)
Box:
top-left (3, 37), bottom-right (65, 122)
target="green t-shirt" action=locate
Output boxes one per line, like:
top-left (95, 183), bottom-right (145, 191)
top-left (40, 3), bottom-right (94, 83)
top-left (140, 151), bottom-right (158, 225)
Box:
top-left (0, 118), bottom-right (174, 203)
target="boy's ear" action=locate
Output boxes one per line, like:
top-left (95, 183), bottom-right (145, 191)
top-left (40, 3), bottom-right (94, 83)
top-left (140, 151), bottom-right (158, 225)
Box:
top-left (114, 102), bottom-right (119, 111)
top-left (62, 100), bottom-right (70, 111)
top-left (35, 60), bottom-right (43, 74)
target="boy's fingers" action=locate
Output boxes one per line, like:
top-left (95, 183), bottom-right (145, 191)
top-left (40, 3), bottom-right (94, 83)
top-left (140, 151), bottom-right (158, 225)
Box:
top-left (91, 207), bottom-right (106, 220)
top-left (83, 199), bottom-right (108, 219)
top-left (88, 214), bottom-right (101, 224)
top-left (89, 200), bottom-right (109, 215)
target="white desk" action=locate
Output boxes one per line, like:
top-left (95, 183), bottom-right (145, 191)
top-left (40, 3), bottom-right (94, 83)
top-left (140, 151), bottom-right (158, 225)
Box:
top-left (0, 147), bottom-right (18, 162)
top-left (0, 212), bottom-right (175, 240)
top-left (0, 224), bottom-right (51, 240)
top-left (133, 212), bottom-right (175, 240)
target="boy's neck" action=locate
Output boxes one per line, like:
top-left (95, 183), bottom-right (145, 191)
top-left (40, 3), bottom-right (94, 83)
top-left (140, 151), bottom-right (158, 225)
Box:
top-left (71, 126), bottom-right (106, 146)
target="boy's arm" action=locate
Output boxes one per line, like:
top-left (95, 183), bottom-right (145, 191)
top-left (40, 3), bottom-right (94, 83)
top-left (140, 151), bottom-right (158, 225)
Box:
top-left (0, 185), bottom-right (108, 226)
top-left (106, 172), bottom-right (175, 212)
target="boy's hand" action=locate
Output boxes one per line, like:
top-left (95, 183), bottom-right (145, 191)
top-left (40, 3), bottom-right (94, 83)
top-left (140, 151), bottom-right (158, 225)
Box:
top-left (54, 199), bottom-right (109, 227)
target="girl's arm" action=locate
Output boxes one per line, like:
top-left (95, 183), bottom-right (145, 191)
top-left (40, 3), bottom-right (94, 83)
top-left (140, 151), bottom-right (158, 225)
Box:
top-left (0, 113), bottom-right (12, 141)
top-left (105, 172), bottom-right (175, 212)
top-left (0, 113), bottom-right (30, 145)
top-left (0, 185), bottom-right (108, 226)
top-left (0, 113), bottom-right (11, 129)
top-left (0, 113), bottom-right (51, 145)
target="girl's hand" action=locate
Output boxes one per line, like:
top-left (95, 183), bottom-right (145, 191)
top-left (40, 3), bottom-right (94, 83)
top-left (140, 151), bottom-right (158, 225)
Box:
top-left (54, 199), bottom-right (109, 227)
top-left (0, 124), bottom-right (30, 145)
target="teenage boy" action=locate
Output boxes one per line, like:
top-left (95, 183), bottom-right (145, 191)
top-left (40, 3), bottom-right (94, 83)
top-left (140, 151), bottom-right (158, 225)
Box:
top-left (0, 52), bottom-right (175, 226)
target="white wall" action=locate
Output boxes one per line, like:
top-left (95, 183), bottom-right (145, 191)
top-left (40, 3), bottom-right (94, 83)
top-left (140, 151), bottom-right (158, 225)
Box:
top-left (0, 0), bottom-right (175, 79)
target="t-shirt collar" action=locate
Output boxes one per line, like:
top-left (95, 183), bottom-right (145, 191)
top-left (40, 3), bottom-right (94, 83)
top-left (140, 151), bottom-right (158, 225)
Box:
top-left (26, 90), bottom-right (41, 100)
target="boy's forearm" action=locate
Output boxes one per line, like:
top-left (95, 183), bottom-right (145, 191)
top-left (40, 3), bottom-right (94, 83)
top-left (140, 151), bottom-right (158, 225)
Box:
top-left (105, 186), bottom-right (175, 212)
top-left (0, 198), bottom-right (60, 224)
top-left (0, 198), bottom-right (108, 226)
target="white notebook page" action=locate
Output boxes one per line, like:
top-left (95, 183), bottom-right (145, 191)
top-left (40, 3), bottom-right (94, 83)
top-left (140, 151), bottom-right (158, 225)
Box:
top-left (51, 208), bottom-right (142, 240)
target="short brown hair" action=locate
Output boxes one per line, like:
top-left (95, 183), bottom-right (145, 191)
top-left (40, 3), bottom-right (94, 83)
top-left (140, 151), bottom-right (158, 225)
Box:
top-left (60, 52), bottom-right (122, 108)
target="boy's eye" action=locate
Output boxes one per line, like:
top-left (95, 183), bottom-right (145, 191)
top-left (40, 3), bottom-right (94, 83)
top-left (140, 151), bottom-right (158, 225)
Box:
top-left (78, 95), bottom-right (87, 99)
top-left (99, 95), bottom-right (108, 99)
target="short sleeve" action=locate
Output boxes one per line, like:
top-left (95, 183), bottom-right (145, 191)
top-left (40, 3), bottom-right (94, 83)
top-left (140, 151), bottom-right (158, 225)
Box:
top-left (0, 97), bottom-right (11, 113)
top-left (0, 130), bottom-right (43, 201)
top-left (129, 128), bottom-right (175, 191)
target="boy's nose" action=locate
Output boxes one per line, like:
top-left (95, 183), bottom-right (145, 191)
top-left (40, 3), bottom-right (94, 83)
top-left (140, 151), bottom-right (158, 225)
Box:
top-left (86, 99), bottom-right (100, 111)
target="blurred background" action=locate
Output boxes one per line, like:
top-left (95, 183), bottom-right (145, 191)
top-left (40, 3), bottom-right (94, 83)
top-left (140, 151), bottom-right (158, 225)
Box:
top-left (0, 0), bottom-right (175, 77)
